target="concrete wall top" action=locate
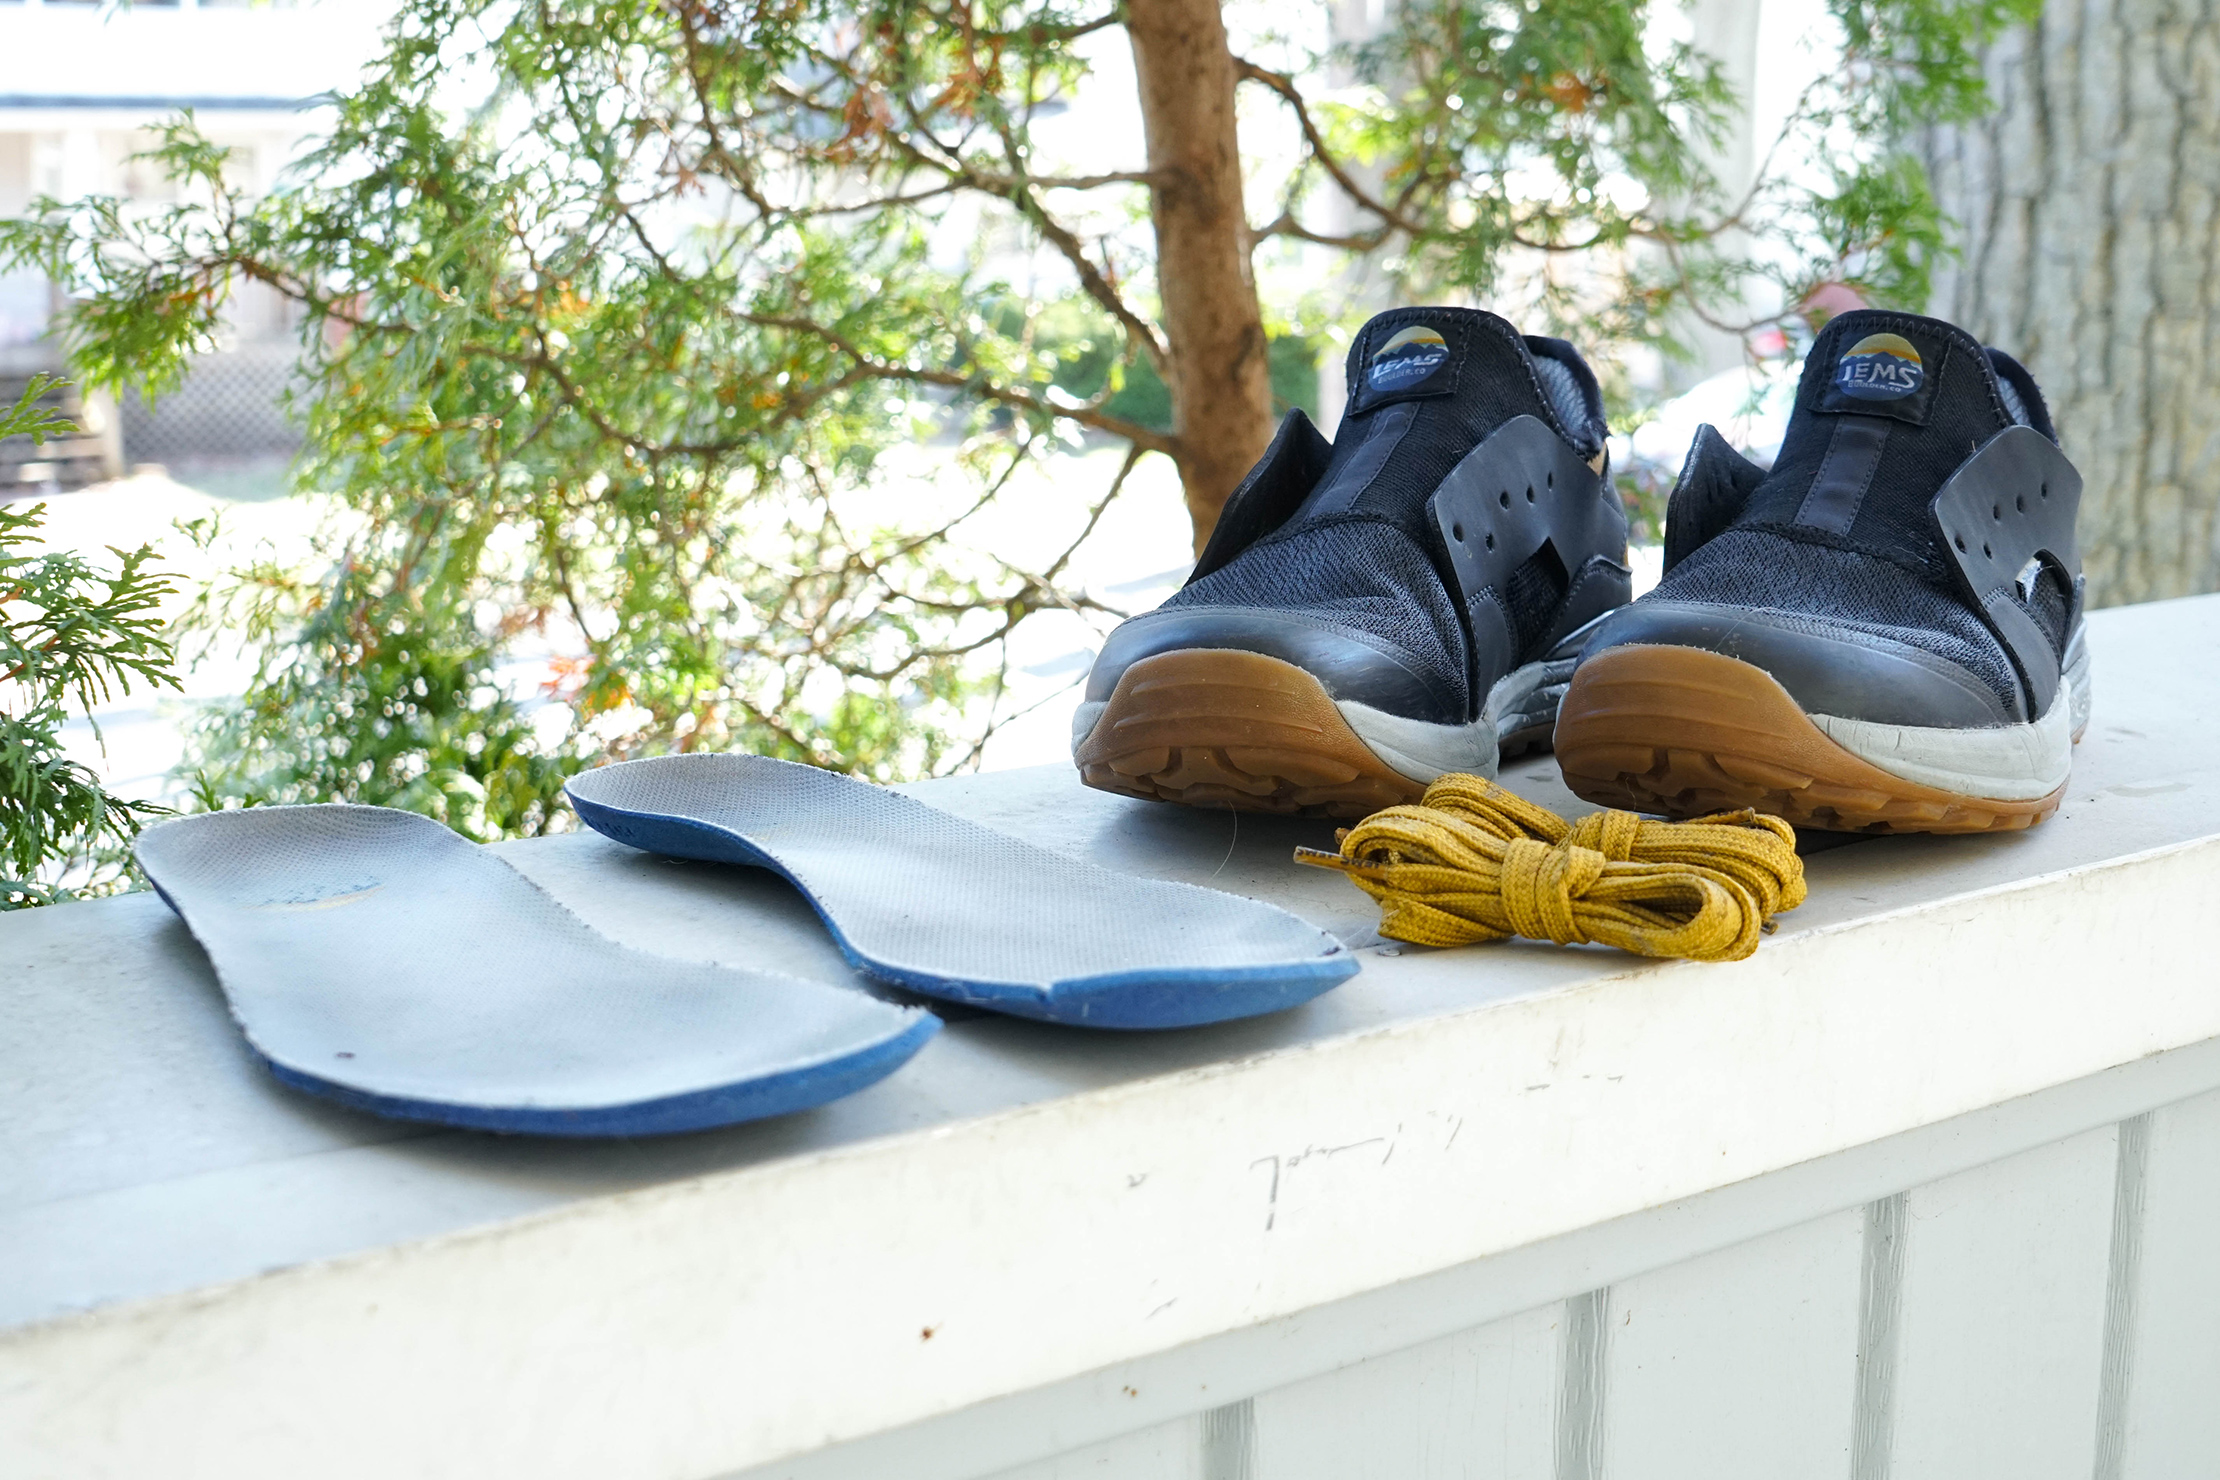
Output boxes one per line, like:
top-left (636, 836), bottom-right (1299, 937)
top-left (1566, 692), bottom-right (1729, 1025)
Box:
top-left (4, 594), bottom-right (2218, 1479)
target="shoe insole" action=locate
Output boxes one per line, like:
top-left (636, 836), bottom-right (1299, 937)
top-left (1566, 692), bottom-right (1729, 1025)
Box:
top-left (134, 805), bottom-right (937, 1136)
top-left (564, 755), bottom-right (1358, 1028)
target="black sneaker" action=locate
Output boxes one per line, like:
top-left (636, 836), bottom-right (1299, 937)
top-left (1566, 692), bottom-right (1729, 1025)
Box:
top-left (1555, 309), bottom-right (2090, 834)
top-left (1073, 307), bottom-right (1632, 819)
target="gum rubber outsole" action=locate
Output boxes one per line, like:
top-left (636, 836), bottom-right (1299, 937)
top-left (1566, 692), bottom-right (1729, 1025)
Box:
top-left (1074, 649), bottom-right (1426, 820)
top-left (1553, 644), bottom-right (2066, 835)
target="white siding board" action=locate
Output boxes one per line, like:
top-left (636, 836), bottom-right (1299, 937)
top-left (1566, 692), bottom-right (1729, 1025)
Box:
top-left (979, 1415), bottom-right (1205, 1480)
top-left (1889, 1128), bottom-right (2117, 1480)
top-left (1601, 1209), bottom-right (1863, 1480)
top-left (1248, 1305), bottom-right (1558, 1480)
top-left (2120, 1089), bottom-right (2220, 1479)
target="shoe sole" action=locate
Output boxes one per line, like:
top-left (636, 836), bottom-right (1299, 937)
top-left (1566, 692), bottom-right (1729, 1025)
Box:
top-left (1074, 649), bottom-right (1435, 819)
top-left (1073, 632), bottom-right (1594, 820)
top-left (1554, 645), bottom-right (2070, 834)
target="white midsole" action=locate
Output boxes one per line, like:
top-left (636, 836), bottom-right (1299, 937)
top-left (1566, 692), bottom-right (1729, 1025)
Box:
top-left (2065, 626), bottom-right (2094, 738)
top-left (1337, 658), bottom-right (1569, 784)
top-left (1070, 700), bottom-right (1109, 751)
top-left (1072, 660), bottom-right (1562, 784)
top-left (1336, 700), bottom-right (1498, 784)
top-left (1811, 669), bottom-right (2081, 801)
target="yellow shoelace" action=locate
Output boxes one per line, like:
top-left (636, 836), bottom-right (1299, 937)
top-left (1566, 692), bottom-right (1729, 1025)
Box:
top-left (1294, 775), bottom-right (1807, 962)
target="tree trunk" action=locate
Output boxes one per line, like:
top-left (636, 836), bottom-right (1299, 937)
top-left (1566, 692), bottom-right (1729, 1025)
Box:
top-left (1923, 0), bottom-right (2220, 606)
top-left (1126, 0), bottom-right (1275, 555)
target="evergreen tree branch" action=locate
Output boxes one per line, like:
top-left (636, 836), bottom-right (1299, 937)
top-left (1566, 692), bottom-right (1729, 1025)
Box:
top-left (735, 311), bottom-right (1177, 454)
top-left (1234, 58), bottom-right (1428, 242)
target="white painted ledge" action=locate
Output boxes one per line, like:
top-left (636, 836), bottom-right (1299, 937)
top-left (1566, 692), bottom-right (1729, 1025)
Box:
top-left (4, 595), bottom-right (2218, 1480)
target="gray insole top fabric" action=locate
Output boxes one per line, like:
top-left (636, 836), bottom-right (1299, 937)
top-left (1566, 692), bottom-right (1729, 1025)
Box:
top-left (564, 755), bottom-right (1349, 992)
top-left (134, 805), bottom-right (926, 1112)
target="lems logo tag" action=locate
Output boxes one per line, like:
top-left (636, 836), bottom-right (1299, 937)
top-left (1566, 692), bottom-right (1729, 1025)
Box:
top-left (1834, 332), bottom-right (1924, 401)
top-left (1368, 325), bottom-right (1451, 392)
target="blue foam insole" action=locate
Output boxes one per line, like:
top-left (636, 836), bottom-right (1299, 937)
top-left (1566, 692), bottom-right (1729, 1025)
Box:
top-left (565, 754), bottom-right (1357, 1028)
top-left (134, 805), bottom-right (937, 1136)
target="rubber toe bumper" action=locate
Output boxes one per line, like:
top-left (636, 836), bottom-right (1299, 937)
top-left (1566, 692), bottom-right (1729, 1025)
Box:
top-left (1575, 600), bottom-right (2020, 728)
top-left (1084, 606), bottom-right (1463, 725)
top-left (1074, 649), bottom-right (1430, 820)
top-left (1554, 645), bottom-right (2068, 834)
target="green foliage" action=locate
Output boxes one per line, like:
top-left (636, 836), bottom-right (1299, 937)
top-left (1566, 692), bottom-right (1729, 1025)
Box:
top-left (1029, 302), bottom-right (1321, 432)
top-left (0, 376), bottom-right (72, 448)
top-left (1264, 0), bottom-right (2037, 342)
top-left (0, 0), bottom-right (2033, 844)
top-left (174, 530), bottom-right (583, 841)
top-left (0, 378), bottom-right (181, 907)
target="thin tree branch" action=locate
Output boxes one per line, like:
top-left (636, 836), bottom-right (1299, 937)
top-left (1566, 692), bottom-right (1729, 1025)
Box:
top-left (1044, 440), bottom-right (1143, 583)
top-left (1235, 58), bottom-right (1429, 241)
top-left (1252, 210), bottom-right (1392, 252)
top-left (766, 44), bottom-right (1169, 373)
top-left (736, 311), bottom-right (1178, 455)
top-left (970, 168), bottom-right (1165, 192)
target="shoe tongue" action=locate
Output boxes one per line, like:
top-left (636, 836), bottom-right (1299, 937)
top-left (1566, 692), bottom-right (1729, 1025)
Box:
top-left (1741, 309), bottom-right (2026, 576)
top-left (1299, 308), bottom-right (1598, 530)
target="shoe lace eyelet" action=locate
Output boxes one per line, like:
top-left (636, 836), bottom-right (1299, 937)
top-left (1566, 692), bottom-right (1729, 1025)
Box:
top-left (1525, 486), bottom-right (1535, 503)
top-left (1954, 534), bottom-right (1968, 552)
top-left (1983, 542), bottom-right (1993, 558)
top-left (1485, 532), bottom-right (1496, 551)
top-left (1452, 522), bottom-right (1464, 542)
top-left (1992, 503), bottom-right (2002, 521)
top-left (2016, 495), bottom-right (2026, 513)
top-left (1498, 490), bottom-right (1510, 509)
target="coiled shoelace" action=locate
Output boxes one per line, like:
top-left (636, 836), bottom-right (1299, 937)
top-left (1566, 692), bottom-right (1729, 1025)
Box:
top-left (1294, 775), bottom-right (1807, 962)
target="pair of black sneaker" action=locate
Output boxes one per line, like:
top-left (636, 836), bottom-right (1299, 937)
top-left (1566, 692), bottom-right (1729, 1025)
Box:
top-left (1074, 307), bottom-right (2089, 834)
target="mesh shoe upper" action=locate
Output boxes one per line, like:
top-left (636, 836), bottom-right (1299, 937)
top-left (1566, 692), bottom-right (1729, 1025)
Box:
top-left (1646, 529), bottom-right (2024, 706)
top-left (1171, 516), bottom-right (1472, 715)
top-left (1113, 307), bottom-right (1624, 725)
top-left (1625, 310), bottom-right (2080, 724)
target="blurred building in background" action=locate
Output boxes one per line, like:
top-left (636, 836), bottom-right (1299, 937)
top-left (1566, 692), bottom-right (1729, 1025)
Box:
top-left (0, 0), bottom-right (386, 488)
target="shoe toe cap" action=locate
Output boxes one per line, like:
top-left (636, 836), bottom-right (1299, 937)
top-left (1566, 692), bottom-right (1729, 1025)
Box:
top-left (1085, 606), bottom-right (1464, 725)
top-left (1579, 601), bottom-right (2019, 728)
